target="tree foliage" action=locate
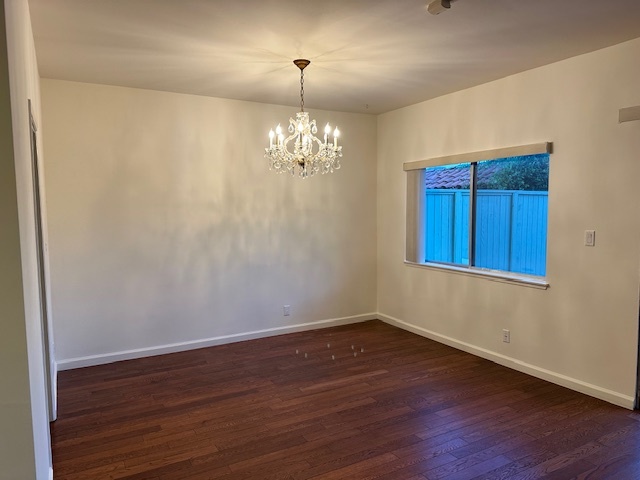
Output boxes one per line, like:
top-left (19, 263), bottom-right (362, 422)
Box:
top-left (477, 154), bottom-right (549, 191)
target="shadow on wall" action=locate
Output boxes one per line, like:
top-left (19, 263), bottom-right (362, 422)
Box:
top-left (71, 117), bottom-right (356, 351)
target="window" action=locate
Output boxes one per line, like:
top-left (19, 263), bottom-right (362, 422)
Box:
top-left (405, 143), bottom-right (551, 284)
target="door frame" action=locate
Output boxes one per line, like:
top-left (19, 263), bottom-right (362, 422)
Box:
top-left (28, 99), bottom-right (56, 421)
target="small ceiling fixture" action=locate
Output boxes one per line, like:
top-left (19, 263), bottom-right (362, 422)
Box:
top-left (426, 0), bottom-right (455, 15)
top-left (266, 59), bottom-right (342, 178)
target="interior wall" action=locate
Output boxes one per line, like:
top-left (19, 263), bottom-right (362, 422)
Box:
top-left (2, 0), bottom-right (52, 478)
top-left (377, 38), bottom-right (640, 407)
top-left (41, 79), bottom-right (378, 366)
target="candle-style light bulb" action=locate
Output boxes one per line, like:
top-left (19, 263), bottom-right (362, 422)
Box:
top-left (269, 129), bottom-right (275, 148)
top-left (333, 127), bottom-right (340, 147)
top-left (275, 124), bottom-right (282, 135)
top-left (324, 123), bottom-right (331, 144)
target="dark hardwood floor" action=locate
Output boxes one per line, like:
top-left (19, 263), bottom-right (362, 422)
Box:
top-left (51, 320), bottom-right (640, 479)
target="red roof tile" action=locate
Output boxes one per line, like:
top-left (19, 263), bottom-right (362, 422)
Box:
top-left (425, 162), bottom-right (503, 189)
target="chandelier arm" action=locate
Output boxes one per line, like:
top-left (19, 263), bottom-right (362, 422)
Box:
top-left (282, 131), bottom-right (299, 147)
top-left (310, 136), bottom-right (325, 148)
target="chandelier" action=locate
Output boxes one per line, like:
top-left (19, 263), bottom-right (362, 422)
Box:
top-left (265, 59), bottom-right (342, 178)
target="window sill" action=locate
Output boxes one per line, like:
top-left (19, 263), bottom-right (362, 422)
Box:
top-left (404, 261), bottom-right (549, 290)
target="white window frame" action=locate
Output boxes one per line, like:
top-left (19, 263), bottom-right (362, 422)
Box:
top-left (404, 142), bottom-right (552, 289)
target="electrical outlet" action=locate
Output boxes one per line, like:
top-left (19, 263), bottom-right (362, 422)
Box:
top-left (502, 329), bottom-right (510, 343)
top-left (584, 230), bottom-right (596, 247)
top-left (283, 305), bottom-right (290, 316)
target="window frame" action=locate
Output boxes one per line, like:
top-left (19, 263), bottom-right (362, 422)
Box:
top-left (404, 142), bottom-right (552, 289)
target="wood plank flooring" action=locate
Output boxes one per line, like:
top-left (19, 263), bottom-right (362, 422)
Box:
top-left (51, 320), bottom-right (640, 479)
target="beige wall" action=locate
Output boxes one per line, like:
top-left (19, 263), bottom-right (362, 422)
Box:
top-left (1, 0), bottom-right (52, 478)
top-left (377, 38), bottom-right (640, 407)
top-left (41, 80), bottom-right (378, 366)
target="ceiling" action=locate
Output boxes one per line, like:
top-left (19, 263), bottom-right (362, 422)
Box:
top-left (28, 0), bottom-right (640, 115)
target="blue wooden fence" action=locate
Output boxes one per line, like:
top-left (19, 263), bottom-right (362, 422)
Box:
top-left (425, 189), bottom-right (548, 276)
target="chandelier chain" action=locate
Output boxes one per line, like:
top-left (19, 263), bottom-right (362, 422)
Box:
top-left (300, 69), bottom-right (305, 112)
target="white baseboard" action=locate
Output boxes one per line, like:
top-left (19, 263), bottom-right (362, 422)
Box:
top-left (57, 313), bottom-right (377, 371)
top-left (379, 313), bottom-right (636, 410)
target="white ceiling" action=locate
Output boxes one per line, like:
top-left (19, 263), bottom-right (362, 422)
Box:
top-left (28, 0), bottom-right (640, 115)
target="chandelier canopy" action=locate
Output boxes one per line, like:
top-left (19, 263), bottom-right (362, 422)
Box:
top-left (265, 59), bottom-right (342, 178)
